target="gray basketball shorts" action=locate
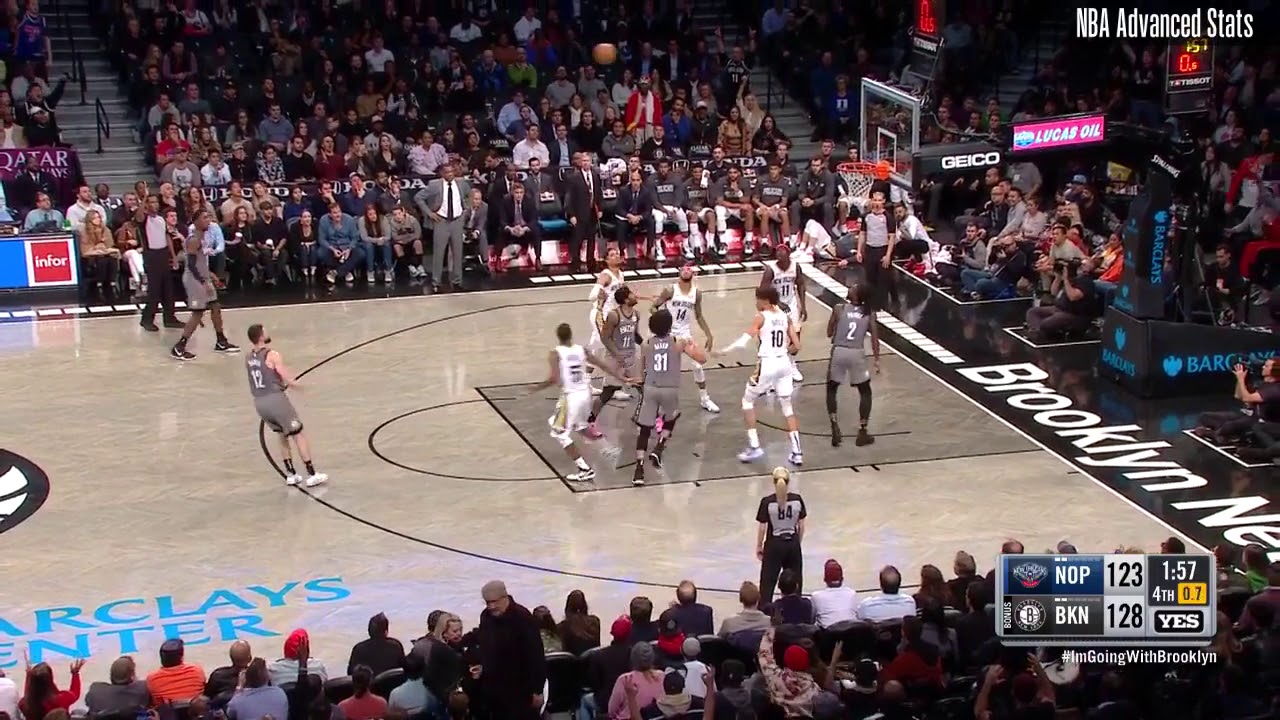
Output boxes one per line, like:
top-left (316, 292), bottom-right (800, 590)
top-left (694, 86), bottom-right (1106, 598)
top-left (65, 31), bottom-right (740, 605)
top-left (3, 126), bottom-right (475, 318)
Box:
top-left (613, 352), bottom-right (640, 385)
top-left (634, 385), bottom-right (681, 427)
top-left (183, 274), bottom-right (217, 310)
top-left (255, 394), bottom-right (304, 435)
top-left (828, 345), bottom-right (870, 385)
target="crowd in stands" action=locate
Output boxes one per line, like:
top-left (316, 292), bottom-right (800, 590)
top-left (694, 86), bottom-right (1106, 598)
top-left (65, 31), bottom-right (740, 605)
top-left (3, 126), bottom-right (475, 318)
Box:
top-left (0, 540), bottom-right (1276, 720)
top-left (55, 0), bottom-right (821, 294)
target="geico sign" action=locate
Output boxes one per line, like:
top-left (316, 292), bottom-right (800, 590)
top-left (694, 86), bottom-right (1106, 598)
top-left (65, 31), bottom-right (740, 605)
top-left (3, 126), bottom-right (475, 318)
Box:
top-left (940, 152), bottom-right (1001, 170)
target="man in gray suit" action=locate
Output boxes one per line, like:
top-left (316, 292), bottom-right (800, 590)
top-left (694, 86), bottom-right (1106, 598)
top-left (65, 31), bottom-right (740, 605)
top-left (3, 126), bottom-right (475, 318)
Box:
top-left (413, 162), bottom-right (471, 291)
top-left (461, 187), bottom-right (491, 273)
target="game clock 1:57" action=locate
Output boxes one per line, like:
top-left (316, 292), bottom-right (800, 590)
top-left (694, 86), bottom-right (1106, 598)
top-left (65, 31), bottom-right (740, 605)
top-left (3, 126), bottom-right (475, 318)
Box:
top-left (915, 0), bottom-right (943, 38)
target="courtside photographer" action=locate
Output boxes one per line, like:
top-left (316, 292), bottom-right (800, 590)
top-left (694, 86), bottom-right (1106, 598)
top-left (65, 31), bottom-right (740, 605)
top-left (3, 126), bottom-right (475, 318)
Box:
top-left (1192, 358), bottom-right (1280, 462)
top-left (1024, 254), bottom-right (1101, 342)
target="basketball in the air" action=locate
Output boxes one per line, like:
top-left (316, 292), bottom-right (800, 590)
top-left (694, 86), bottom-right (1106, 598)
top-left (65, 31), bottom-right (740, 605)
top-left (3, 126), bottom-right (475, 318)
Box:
top-left (592, 43), bottom-right (618, 65)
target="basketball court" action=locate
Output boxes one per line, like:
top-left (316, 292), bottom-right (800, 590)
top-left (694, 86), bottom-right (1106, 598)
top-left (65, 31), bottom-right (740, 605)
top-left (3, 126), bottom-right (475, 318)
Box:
top-left (0, 269), bottom-right (1174, 683)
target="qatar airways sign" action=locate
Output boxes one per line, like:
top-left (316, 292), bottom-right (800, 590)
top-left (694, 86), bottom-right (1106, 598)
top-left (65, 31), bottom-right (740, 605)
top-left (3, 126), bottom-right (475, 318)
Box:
top-left (1010, 114), bottom-right (1107, 153)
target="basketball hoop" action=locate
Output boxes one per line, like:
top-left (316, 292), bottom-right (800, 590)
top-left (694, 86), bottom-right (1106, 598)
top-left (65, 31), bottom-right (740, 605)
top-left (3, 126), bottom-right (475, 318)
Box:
top-left (837, 161), bottom-right (893, 214)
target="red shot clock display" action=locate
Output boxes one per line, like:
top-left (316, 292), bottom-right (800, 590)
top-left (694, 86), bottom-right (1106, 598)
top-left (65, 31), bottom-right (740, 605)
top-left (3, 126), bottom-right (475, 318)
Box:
top-left (1164, 39), bottom-right (1213, 115)
top-left (915, 0), bottom-right (942, 38)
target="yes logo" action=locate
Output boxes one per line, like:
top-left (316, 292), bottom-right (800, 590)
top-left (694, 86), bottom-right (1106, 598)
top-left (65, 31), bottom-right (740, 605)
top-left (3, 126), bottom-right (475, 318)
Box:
top-left (1163, 356), bottom-right (1185, 377)
top-left (1113, 327), bottom-right (1126, 350)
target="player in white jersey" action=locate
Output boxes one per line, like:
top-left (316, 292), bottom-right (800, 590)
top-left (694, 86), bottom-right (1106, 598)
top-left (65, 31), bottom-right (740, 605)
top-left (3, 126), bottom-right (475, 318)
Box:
top-left (586, 247), bottom-right (632, 399)
top-left (760, 244), bottom-right (807, 382)
top-left (718, 286), bottom-right (804, 466)
top-left (531, 323), bottom-right (630, 482)
top-left (652, 264), bottom-right (720, 413)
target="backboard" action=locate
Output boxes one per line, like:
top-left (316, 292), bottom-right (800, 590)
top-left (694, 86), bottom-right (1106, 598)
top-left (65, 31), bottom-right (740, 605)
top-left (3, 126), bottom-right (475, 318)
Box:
top-left (859, 78), bottom-right (921, 192)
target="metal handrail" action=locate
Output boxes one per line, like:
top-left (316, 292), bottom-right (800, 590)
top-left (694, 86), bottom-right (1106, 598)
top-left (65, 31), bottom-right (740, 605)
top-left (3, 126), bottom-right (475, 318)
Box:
top-left (94, 97), bottom-right (110, 154)
top-left (51, 0), bottom-right (87, 104)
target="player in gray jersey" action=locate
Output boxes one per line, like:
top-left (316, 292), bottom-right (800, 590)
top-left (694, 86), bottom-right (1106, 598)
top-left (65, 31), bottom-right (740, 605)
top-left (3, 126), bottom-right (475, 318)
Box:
top-left (753, 161), bottom-right (793, 254)
top-left (826, 283), bottom-right (880, 447)
top-left (245, 324), bottom-right (327, 487)
top-left (630, 309), bottom-right (709, 486)
top-left (586, 284), bottom-right (643, 437)
top-left (171, 210), bottom-right (238, 360)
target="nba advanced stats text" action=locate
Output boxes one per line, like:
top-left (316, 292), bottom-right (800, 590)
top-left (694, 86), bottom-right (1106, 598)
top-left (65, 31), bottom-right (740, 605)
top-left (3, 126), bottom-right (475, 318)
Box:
top-left (997, 554), bottom-right (1216, 648)
top-left (1074, 8), bottom-right (1253, 40)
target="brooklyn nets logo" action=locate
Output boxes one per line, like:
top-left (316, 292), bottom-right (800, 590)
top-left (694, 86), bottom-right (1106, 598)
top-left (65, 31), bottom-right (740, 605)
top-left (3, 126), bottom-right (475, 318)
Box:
top-left (0, 450), bottom-right (51, 534)
top-left (1013, 599), bottom-right (1047, 632)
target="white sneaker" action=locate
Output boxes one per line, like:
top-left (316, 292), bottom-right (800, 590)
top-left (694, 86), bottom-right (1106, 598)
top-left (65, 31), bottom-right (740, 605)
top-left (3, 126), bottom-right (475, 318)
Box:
top-left (285, 473), bottom-right (302, 486)
top-left (326, 270), bottom-right (337, 283)
top-left (344, 273), bottom-right (354, 283)
top-left (614, 390), bottom-right (632, 401)
top-left (567, 467), bottom-right (596, 482)
top-left (791, 368), bottom-right (804, 382)
top-left (304, 473), bottom-right (329, 487)
top-left (700, 395), bottom-right (720, 413)
top-left (788, 451), bottom-right (804, 466)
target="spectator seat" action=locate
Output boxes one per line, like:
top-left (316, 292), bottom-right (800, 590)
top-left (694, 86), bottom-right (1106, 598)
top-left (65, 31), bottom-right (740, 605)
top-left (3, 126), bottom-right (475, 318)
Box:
top-left (1219, 586), bottom-right (1253, 623)
top-left (372, 668), bottom-right (407, 697)
top-left (544, 651), bottom-right (585, 714)
top-left (323, 675), bottom-right (355, 704)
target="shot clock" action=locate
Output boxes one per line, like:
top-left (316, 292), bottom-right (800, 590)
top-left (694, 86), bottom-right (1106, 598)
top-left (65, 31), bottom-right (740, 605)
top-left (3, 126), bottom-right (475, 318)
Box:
top-left (996, 554), bottom-right (1215, 647)
top-left (909, 0), bottom-right (945, 80)
top-left (1164, 39), bottom-right (1214, 115)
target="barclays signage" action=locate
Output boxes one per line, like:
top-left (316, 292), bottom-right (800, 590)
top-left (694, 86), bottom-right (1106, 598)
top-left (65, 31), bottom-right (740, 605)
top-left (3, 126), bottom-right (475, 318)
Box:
top-left (1100, 326), bottom-right (1137, 378)
top-left (1149, 209), bottom-right (1171, 286)
top-left (1161, 350), bottom-right (1277, 378)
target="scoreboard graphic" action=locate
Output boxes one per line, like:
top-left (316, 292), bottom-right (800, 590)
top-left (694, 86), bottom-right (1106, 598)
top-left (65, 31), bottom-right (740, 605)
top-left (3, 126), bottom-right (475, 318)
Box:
top-left (996, 554), bottom-right (1215, 647)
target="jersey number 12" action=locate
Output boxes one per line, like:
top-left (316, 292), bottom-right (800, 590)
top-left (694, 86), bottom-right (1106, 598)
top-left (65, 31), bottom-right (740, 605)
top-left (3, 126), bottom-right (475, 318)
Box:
top-left (250, 369), bottom-right (266, 389)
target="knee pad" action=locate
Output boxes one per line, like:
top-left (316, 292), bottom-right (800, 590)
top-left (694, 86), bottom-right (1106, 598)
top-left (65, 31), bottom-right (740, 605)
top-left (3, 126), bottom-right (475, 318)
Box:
top-left (778, 396), bottom-right (795, 416)
top-left (741, 394), bottom-right (756, 411)
top-left (551, 429), bottom-right (574, 448)
top-left (692, 364), bottom-right (706, 383)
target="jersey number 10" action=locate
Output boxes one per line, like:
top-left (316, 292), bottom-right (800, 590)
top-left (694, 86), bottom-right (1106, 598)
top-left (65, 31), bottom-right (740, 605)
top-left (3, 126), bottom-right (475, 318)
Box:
top-left (771, 330), bottom-right (786, 348)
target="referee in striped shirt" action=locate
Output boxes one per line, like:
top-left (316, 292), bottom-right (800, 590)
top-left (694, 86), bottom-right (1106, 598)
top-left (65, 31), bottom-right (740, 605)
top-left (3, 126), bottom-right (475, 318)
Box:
top-left (855, 191), bottom-right (897, 309)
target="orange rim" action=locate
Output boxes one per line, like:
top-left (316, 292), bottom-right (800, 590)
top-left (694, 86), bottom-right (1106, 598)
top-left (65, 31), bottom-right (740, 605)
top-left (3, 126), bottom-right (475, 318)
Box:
top-left (836, 160), bottom-right (894, 180)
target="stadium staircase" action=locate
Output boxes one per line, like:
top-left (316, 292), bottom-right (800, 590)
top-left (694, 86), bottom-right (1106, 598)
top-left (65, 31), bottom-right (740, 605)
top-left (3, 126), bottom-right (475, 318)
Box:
top-left (695, 0), bottom-right (809, 163)
top-left (49, 0), bottom-right (152, 188)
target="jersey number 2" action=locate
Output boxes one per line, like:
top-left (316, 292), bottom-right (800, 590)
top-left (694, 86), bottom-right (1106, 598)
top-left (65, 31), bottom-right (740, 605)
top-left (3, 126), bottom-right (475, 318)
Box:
top-left (846, 322), bottom-right (860, 342)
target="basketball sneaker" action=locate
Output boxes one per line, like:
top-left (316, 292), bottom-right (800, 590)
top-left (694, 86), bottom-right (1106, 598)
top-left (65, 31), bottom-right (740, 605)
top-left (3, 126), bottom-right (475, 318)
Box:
top-left (700, 395), bottom-right (720, 413)
top-left (830, 420), bottom-right (843, 447)
top-left (304, 473), bottom-right (329, 487)
top-left (215, 339), bottom-right (240, 353)
top-left (567, 467), bottom-right (596, 482)
top-left (791, 367), bottom-right (804, 382)
top-left (632, 466), bottom-right (645, 486)
top-left (737, 446), bottom-right (765, 463)
top-left (170, 345), bottom-right (196, 361)
top-left (285, 473), bottom-right (302, 486)
top-left (855, 428), bottom-right (875, 446)
top-left (614, 390), bottom-right (632, 401)
top-left (788, 451), bottom-right (804, 466)
top-left (583, 423), bottom-right (603, 439)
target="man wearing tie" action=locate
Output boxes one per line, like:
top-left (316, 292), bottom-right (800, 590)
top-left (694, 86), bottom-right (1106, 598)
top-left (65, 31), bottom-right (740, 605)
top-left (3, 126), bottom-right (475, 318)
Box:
top-left (462, 187), bottom-right (491, 273)
top-left (418, 162), bottom-right (471, 291)
top-left (616, 169), bottom-right (656, 262)
top-left (565, 153), bottom-right (603, 272)
top-left (500, 184), bottom-right (541, 267)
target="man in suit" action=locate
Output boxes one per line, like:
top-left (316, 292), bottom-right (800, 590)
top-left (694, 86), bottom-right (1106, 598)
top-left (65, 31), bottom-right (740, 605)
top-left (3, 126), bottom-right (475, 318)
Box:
top-left (563, 152), bottom-right (603, 272)
top-left (499, 183), bottom-right (541, 267)
top-left (546, 124), bottom-right (580, 171)
top-left (10, 156), bottom-right (59, 216)
top-left (523, 157), bottom-right (563, 219)
top-left (461, 187), bottom-right (492, 273)
top-left (414, 162), bottom-right (472, 291)
top-left (615, 169), bottom-right (656, 262)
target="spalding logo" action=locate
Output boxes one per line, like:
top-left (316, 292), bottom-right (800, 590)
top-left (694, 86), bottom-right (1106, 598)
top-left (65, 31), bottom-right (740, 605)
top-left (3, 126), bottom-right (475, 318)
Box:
top-left (0, 450), bottom-right (51, 534)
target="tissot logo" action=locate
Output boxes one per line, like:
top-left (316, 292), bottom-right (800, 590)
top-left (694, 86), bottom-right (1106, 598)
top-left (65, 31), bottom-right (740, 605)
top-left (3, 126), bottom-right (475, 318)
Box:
top-left (913, 36), bottom-right (939, 53)
top-left (1169, 76), bottom-right (1212, 89)
top-left (941, 152), bottom-right (1002, 170)
top-left (0, 450), bottom-right (51, 534)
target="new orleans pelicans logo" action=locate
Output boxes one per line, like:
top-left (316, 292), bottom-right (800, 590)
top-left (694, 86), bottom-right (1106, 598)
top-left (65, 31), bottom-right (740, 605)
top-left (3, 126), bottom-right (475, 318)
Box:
top-left (1013, 562), bottom-right (1049, 589)
top-left (0, 450), bottom-right (51, 534)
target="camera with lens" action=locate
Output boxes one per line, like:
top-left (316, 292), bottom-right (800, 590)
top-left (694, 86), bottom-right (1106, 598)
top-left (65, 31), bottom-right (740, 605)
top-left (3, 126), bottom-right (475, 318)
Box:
top-left (1054, 258), bottom-right (1082, 277)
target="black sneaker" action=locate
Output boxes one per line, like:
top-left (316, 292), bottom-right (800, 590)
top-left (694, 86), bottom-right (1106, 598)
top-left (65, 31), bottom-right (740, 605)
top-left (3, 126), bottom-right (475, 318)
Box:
top-left (215, 339), bottom-right (240, 353)
top-left (140, 320), bottom-right (159, 332)
top-left (855, 428), bottom-right (875, 446)
top-left (632, 468), bottom-right (645, 486)
top-left (163, 318), bottom-right (185, 329)
top-left (170, 345), bottom-right (196, 361)
top-left (831, 421), bottom-right (843, 447)
top-left (648, 450), bottom-right (662, 469)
